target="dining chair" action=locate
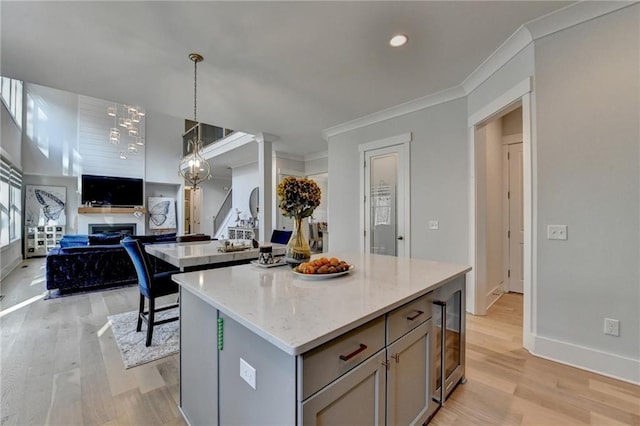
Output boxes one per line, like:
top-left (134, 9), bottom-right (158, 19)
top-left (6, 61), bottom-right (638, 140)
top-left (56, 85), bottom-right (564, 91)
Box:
top-left (121, 237), bottom-right (180, 347)
top-left (270, 229), bottom-right (292, 245)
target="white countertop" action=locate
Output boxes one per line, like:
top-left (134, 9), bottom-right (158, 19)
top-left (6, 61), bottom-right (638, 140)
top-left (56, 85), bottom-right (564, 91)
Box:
top-left (145, 240), bottom-right (285, 269)
top-left (172, 252), bottom-right (470, 355)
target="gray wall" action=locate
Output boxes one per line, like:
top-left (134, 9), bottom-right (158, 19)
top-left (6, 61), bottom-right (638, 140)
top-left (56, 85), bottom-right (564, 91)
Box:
top-left (534, 6), bottom-right (639, 359)
top-left (328, 97), bottom-right (468, 262)
top-left (327, 5), bottom-right (639, 381)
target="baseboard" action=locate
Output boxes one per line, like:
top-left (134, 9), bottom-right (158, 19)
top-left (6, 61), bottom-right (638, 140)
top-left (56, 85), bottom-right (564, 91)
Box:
top-left (0, 255), bottom-right (22, 281)
top-left (485, 283), bottom-right (504, 310)
top-left (533, 335), bottom-right (640, 385)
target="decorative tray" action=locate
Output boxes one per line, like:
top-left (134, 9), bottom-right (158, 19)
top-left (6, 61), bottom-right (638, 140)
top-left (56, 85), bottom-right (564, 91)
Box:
top-left (250, 259), bottom-right (288, 268)
top-left (292, 264), bottom-right (355, 280)
top-left (217, 244), bottom-right (251, 253)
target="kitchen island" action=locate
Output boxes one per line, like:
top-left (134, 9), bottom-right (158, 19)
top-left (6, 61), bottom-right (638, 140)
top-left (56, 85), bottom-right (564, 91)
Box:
top-left (172, 252), bottom-right (470, 425)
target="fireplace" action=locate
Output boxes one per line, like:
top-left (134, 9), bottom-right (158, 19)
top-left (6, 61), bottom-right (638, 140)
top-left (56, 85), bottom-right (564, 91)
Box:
top-left (88, 223), bottom-right (137, 237)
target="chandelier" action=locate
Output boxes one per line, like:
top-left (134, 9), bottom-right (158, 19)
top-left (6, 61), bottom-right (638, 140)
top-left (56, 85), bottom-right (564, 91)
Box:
top-left (107, 103), bottom-right (145, 160)
top-left (178, 53), bottom-right (211, 190)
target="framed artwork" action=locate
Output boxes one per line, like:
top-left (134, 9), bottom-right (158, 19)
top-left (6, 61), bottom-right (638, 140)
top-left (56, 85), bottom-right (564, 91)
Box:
top-left (148, 197), bottom-right (176, 229)
top-left (25, 185), bottom-right (67, 226)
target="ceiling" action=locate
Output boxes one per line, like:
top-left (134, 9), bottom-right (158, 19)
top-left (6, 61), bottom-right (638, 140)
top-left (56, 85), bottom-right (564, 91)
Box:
top-left (1, 1), bottom-right (572, 158)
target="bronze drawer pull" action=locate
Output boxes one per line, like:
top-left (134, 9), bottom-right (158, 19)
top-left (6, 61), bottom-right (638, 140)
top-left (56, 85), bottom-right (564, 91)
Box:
top-left (406, 310), bottom-right (424, 321)
top-left (339, 343), bottom-right (368, 361)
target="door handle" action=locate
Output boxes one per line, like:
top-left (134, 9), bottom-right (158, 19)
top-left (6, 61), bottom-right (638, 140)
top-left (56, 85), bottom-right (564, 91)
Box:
top-left (397, 235), bottom-right (404, 240)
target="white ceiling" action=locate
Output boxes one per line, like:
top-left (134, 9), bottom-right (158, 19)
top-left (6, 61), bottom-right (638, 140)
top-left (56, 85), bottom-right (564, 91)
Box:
top-left (1, 1), bottom-right (572, 158)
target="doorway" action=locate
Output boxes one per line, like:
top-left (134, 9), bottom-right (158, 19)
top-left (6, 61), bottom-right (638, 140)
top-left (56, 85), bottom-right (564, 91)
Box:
top-left (359, 133), bottom-right (411, 258)
top-left (468, 77), bottom-right (533, 351)
top-left (474, 105), bottom-right (523, 311)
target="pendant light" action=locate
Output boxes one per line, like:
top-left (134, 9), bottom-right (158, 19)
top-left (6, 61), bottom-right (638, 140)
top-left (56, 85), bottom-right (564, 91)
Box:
top-left (178, 53), bottom-right (212, 190)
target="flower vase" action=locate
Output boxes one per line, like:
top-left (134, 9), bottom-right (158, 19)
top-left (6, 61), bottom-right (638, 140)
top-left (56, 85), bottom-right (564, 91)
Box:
top-left (285, 218), bottom-right (311, 267)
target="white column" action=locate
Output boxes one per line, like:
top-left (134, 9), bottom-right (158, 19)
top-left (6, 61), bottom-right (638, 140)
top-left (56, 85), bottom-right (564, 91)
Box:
top-left (256, 133), bottom-right (277, 242)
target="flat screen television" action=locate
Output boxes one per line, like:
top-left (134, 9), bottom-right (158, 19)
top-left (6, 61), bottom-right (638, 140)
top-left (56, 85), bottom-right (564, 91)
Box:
top-left (81, 175), bottom-right (144, 207)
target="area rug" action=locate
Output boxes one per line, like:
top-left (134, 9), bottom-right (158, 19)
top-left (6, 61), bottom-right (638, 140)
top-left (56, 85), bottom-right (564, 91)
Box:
top-left (107, 307), bottom-right (179, 369)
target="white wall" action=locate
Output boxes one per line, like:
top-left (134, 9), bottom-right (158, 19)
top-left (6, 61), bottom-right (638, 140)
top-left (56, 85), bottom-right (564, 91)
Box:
top-left (305, 155), bottom-right (328, 176)
top-left (231, 163), bottom-right (259, 226)
top-left (328, 98), bottom-right (468, 260)
top-left (145, 110), bottom-right (183, 185)
top-left (534, 5), bottom-right (639, 365)
top-left (200, 176), bottom-right (232, 237)
top-left (1, 104), bottom-right (22, 166)
top-left (22, 83), bottom-right (79, 177)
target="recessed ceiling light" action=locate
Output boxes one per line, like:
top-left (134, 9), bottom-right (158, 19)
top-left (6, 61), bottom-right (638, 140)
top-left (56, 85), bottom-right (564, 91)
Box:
top-left (389, 34), bottom-right (408, 47)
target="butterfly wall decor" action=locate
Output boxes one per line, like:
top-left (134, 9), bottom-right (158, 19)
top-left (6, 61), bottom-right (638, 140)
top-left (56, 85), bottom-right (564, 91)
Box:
top-left (25, 185), bottom-right (67, 226)
top-left (148, 197), bottom-right (176, 229)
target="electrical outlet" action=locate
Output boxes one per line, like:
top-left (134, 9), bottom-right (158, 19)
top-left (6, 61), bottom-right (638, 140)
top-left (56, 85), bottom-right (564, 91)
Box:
top-left (240, 358), bottom-right (257, 389)
top-left (428, 220), bottom-right (439, 230)
top-left (547, 225), bottom-right (568, 240)
top-left (604, 318), bottom-right (620, 336)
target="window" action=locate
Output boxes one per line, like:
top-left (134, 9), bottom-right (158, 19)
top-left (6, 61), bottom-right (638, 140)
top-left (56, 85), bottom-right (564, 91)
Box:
top-left (0, 157), bottom-right (22, 247)
top-left (1, 76), bottom-right (23, 129)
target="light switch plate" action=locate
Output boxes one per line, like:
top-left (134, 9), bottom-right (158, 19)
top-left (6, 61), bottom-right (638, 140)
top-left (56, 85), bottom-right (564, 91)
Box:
top-left (547, 225), bottom-right (567, 240)
top-left (240, 358), bottom-right (256, 390)
top-left (428, 220), bottom-right (439, 230)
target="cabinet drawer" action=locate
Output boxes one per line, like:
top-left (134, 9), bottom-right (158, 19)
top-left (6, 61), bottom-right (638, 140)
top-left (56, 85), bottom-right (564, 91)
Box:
top-left (301, 316), bottom-right (385, 400)
top-left (387, 292), bottom-right (433, 344)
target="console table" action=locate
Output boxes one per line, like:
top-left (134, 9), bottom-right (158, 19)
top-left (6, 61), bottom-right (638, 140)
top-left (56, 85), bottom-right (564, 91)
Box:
top-left (227, 226), bottom-right (258, 240)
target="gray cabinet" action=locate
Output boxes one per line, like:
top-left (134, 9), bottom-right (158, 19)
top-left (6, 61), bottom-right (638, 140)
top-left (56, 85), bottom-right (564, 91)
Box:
top-left (179, 289), bottom-right (218, 426)
top-left (387, 319), bottom-right (436, 426)
top-left (179, 281), bottom-right (462, 425)
top-left (218, 311), bottom-right (296, 426)
top-left (301, 348), bottom-right (387, 425)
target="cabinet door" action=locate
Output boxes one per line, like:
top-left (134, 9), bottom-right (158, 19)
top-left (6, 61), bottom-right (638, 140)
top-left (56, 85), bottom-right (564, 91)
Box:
top-left (301, 348), bottom-right (386, 426)
top-left (180, 288), bottom-right (219, 426)
top-left (387, 319), bottom-right (436, 426)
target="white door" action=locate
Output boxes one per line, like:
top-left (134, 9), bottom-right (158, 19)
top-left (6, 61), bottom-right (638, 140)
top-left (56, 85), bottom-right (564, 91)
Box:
top-left (508, 143), bottom-right (523, 293)
top-left (189, 188), bottom-right (203, 234)
top-left (364, 145), bottom-right (409, 257)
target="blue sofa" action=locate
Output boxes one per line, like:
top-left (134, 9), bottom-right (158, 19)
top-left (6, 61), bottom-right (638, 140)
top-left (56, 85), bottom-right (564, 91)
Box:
top-left (46, 233), bottom-right (177, 295)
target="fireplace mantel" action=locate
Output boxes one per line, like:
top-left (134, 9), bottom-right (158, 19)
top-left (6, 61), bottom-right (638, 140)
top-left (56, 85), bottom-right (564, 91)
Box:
top-left (77, 207), bottom-right (147, 235)
top-left (78, 207), bottom-right (146, 214)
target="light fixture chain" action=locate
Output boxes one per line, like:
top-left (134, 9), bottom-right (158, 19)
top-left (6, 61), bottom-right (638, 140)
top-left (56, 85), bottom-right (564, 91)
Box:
top-left (193, 58), bottom-right (198, 122)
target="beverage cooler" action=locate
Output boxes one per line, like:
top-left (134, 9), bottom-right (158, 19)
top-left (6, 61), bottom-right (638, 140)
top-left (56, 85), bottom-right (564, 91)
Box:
top-left (432, 275), bottom-right (466, 405)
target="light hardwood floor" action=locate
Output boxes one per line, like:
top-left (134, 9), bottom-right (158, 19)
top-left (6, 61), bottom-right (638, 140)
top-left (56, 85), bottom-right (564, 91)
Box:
top-left (1, 258), bottom-right (638, 425)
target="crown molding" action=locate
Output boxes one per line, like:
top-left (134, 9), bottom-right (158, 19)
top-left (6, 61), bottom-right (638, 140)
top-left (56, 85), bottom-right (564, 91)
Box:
top-left (304, 151), bottom-right (328, 162)
top-left (322, 85), bottom-right (465, 140)
top-left (525, 1), bottom-right (636, 41)
top-left (322, 1), bottom-right (635, 141)
top-left (461, 25), bottom-right (533, 95)
top-left (256, 132), bottom-right (279, 144)
top-left (274, 151), bottom-right (304, 162)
